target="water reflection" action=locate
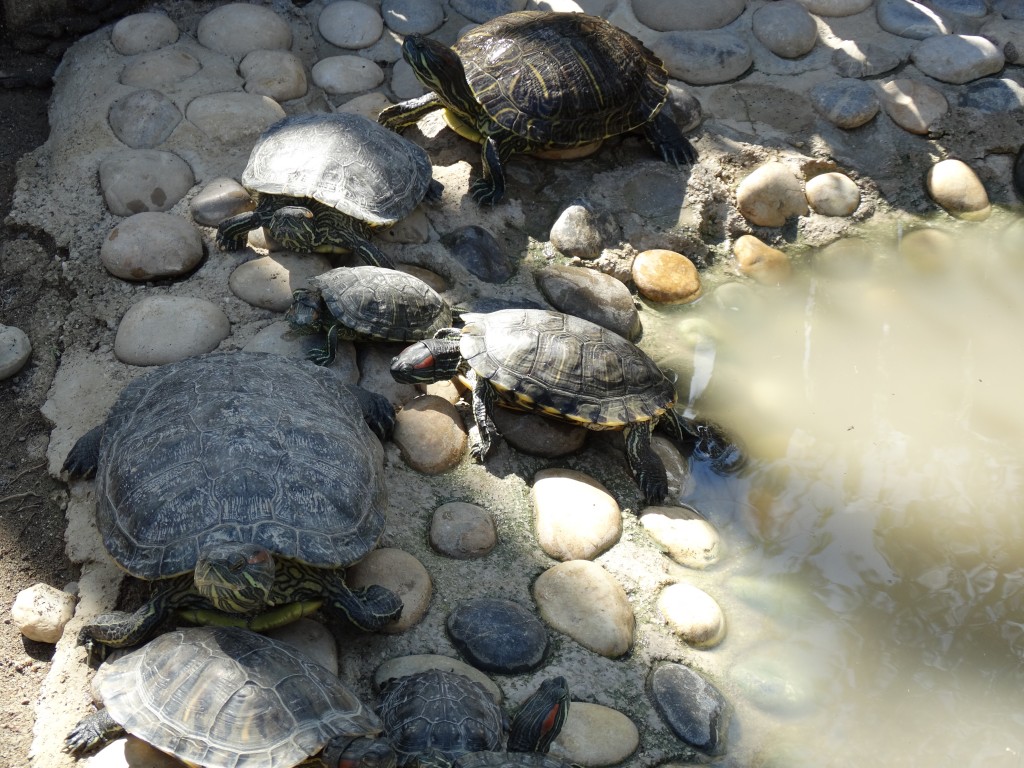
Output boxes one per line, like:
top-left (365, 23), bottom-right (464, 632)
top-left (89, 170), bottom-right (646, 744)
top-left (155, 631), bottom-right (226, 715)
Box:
top-left (649, 213), bottom-right (1024, 767)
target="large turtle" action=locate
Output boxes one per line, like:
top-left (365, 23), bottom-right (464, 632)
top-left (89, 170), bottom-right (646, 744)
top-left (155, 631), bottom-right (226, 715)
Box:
top-left (64, 626), bottom-right (397, 768)
top-left (378, 11), bottom-right (696, 205)
top-left (287, 265), bottom-right (453, 366)
top-left (62, 351), bottom-right (402, 658)
top-left (216, 112), bottom-right (442, 266)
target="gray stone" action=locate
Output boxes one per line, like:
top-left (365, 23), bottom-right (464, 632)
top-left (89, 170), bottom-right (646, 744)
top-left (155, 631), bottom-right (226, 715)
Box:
top-left (318, 1), bottom-right (384, 49)
top-left (648, 663), bottom-right (732, 755)
top-left (752, 1), bottom-right (818, 59)
top-left (549, 703), bottom-right (639, 767)
top-left (809, 78), bottom-right (880, 129)
top-left (113, 296), bottom-right (231, 366)
top-left (107, 89), bottom-right (181, 149)
top-left (347, 548), bottom-right (431, 634)
top-left (185, 92), bottom-right (286, 144)
top-left (228, 253), bottom-right (334, 312)
top-left (390, 57), bottom-right (428, 101)
top-left (449, 0), bottom-right (529, 23)
top-left (533, 469), bottom-right (622, 562)
top-left (534, 265), bottom-right (640, 340)
top-left (98, 149), bottom-right (194, 216)
top-left (652, 31), bottom-right (753, 85)
top-left (119, 47), bottom-right (202, 89)
top-left (110, 13), bottom-right (179, 56)
top-left (911, 35), bottom-right (1004, 84)
top-left (190, 176), bottom-right (253, 227)
top-left (382, 0), bottom-right (444, 35)
top-left (996, 0), bottom-right (1024, 18)
top-left (928, 0), bottom-right (989, 19)
top-left (549, 199), bottom-right (615, 260)
top-left (633, 0), bottom-right (746, 30)
top-left (429, 502), bottom-right (497, 559)
top-left (197, 3), bottom-right (293, 58)
top-left (795, 0), bottom-right (872, 14)
top-left (242, 321), bottom-right (360, 384)
top-left (980, 18), bottom-right (1024, 65)
top-left (0, 325), bottom-right (32, 381)
top-left (876, 0), bottom-right (949, 40)
top-left (640, 504), bottom-right (722, 569)
top-left (491, 407), bottom-right (588, 459)
top-left (447, 598), bottom-right (548, 673)
top-left (442, 225), bottom-right (515, 283)
top-left (831, 40), bottom-right (904, 78)
top-left (100, 212), bottom-right (204, 281)
top-left (393, 394), bottom-right (468, 473)
top-left (240, 50), bottom-right (308, 102)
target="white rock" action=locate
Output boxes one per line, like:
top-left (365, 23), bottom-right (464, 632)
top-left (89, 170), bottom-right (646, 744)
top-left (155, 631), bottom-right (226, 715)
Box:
top-left (337, 91), bottom-right (393, 121)
top-left (113, 296), bottom-right (231, 366)
top-left (429, 502), bottom-right (498, 559)
top-left (11, 583), bottom-right (77, 644)
top-left (550, 702), bottom-right (640, 766)
top-left (240, 50), bottom-right (308, 102)
top-left (346, 548), bottom-right (432, 633)
top-left (382, 0), bottom-right (445, 35)
top-left (805, 172), bottom-right (861, 216)
top-left (879, 78), bottom-right (948, 134)
top-left (228, 253), bottom-right (334, 312)
top-left (390, 57), bottom-right (429, 100)
top-left (119, 47), bottom-right (202, 89)
top-left (319, 1), bottom-right (385, 49)
top-left (926, 158), bottom-right (991, 221)
top-left (752, 1), bottom-right (818, 59)
top-left (185, 92), bottom-right (286, 144)
top-left (100, 212), bottom-right (204, 281)
top-left (197, 3), bottom-right (293, 58)
top-left (189, 176), bottom-right (253, 227)
top-left (735, 161), bottom-right (808, 226)
top-left (651, 31), bottom-right (753, 85)
top-left (796, 0), bottom-right (872, 14)
top-left (0, 325), bottom-right (32, 381)
top-left (640, 504), bottom-right (722, 569)
top-left (392, 394), bottom-right (468, 473)
top-left (110, 12), bottom-right (179, 56)
top-left (532, 469), bottom-right (622, 561)
top-left (658, 582), bottom-right (726, 647)
top-left (633, 0), bottom-right (746, 30)
top-left (911, 34), bottom-right (1004, 84)
top-left (98, 149), bottom-right (194, 216)
top-left (311, 56), bottom-right (385, 95)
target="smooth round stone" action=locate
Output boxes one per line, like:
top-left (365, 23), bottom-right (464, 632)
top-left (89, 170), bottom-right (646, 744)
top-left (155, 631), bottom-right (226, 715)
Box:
top-left (90, 737), bottom-right (180, 768)
top-left (390, 57), bottom-right (428, 100)
top-left (429, 502), bottom-right (497, 559)
top-left (382, 0), bottom-right (444, 35)
top-left (393, 394), bottom-right (468, 473)
top-left (337, 91), bottom-right (394, 120)
top-left (809, 78), bottom-right (879, 129)
top-left (657, 583), bottom-right (726, 647)
top-left (240, 50), bottom-right (308, 101)
top-left (312, 56), bottom-right (385, 95)
top-left (108, 89), bottom-right (181, 149)
top-left (980, 19), bottom-right (1024, 65)
top-left (228, 253), bottom-right (334, 311)
top-left (447, 598), bottom-right (548, 674)
top-left (959, 78), bottom-right (1024, 112)
top-left (243, 321), bottom-right (360, 384)
top-left (549, 200), bottom-right (613, 260)
top-left (879, 78), bottom-right (948, 134)
top-left (319, 1), bottom-right (384, 48)
top-left (652, 31), bottom-right (752, 85)
top-left (197, 3), bottom-right (292, 58)
top-left (632, 249), bottom-right (701, 304)
top-left (876, 0), bottom-right (949, 39)
top-left (898, 227), bottom-right (957, 272)
top-left (534, 265), bottom-right (640, 340)
top-left (735, 161), bottom-right (808, 227)
top-left (732, 234), bottom-right (792, 284)
top-left (100, 212), bottom-right (203, 281)
top-left (640, 504), bottom-right (722, 569)
top-left (533, 560), bottom-right (634, 658)
top-left (450, 0), bottom-right (529, 23)
top-left (532, 469), bottom-right (622, 562)
top-left (491, 407), bottom-right (587, 458)
top-left (186, 92), bottom-right (286, 144)
top-left (796, 0), bottom-right (872, 14)
top-left (11, 583), bottom-right (76, 644)
top-left (190, 176), bottom-right (253, 227)
top-left (373, 655), bottom-right (502, 702)
top-left (648, 663), bottom-right (732, 755)
top-left (265, 618), bottom-right (338, 674)
top-left (113, 296), bottom-right (230, 366)
top-left (929, 0), bottom-right (989, 18)
top-left (346, 548), bottom-right (431, 634)
top-left (442, 225), bottom-right (515, 283)
top-left (805, 172), bottom-right (861, 216)
top-left (831, 40), bottom-right (903, 77)
top-left (111, 13), bottom-right (179, 55)
top-left (752, 1), bottom-right (818, 59)
top-left (119, 47), bottom-right (201, 88)
top-left (0, 325), bottom-right (32, 380)
top-left (98, 149), bottom-right (194, 216)
top-left (926, 159), bottom-right (991, 221)
top-left (633, 0), bottom-right (746, 30)
top-left (549, 702), bottom-right (639, 767)
top-left (911, 35), bottom-right (1004, 84)
top-left (996, 0), bottom-right (1024, 17)
top-left (814, 237), bottom-right (875, 278)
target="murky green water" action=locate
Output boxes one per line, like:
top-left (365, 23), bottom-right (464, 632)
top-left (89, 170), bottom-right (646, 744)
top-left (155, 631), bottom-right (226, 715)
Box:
top-left (648, 212), bottom-right (1024, 766)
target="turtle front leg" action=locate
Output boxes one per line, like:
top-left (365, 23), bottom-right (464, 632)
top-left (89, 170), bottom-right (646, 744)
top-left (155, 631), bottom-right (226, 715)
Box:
top-left (62, 424), bottom-right (105, 478)
top-left (77, 577), bottom-right (190, 662)
top-left (347, 384), bottom-right (397, 442)
top-left (307, 324), bottom-right (338, 367)
top-left (378, 93), bottom-right (445, 132)
top-left (643, 110), bottom-right (697, 167)
top-left (470, 375), bottom-right (501, 460)
top-left (624, 421), bottom-right (669, 505)
top-left (322, 580), bottom-right (403, 632)
top-left (216, 211), bottom-right (261, 251)
top-left (471, 136), bottom-right (508, 205)
top-left (65, 709), bottom-right (124, 755)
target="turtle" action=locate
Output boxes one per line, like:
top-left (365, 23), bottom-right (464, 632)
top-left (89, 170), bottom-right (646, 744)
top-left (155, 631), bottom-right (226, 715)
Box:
top-left (377, 11), bottom-right (696, 205)
top-left (287, 265), bottom-right (453, 366)
top-left (375, 669), bottom-right (569, 768)
top-left (62, 351), bottom-right (402, 659)
top-left (216, 112), bottom-right (442, 266)
top-left (64, 626), bottom-right (398, 768)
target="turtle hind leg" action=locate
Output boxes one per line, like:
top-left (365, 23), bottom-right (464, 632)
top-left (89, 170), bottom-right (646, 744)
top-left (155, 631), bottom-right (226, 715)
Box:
top-left (470, 375), bottom-right (500, 461)
top-left (643, 110), bottom-right (697, 167)
top-left (65, 709), bottom-right (124, 755)
top-left (62, 424), bottom-right (104, 478)
top-left (470, 136), bottom-right (508, 205)
top-left (348, 384), bottom-right (396, 441)
top-left (624, 421), bottom-right (669, 505)
top-left (306, 324), bottom-right (338, 367)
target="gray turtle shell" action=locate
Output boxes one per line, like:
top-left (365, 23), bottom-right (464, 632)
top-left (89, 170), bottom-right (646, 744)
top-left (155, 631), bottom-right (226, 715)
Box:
top-left (241, 112), bottom-right (434, 227)
top-left (92, 626), bottom-right (383, 768)
top-left (459, 309), bottom-right (675, 428)
top-left (312, 265), bottom-right (452, 341)
top-left (93, 351), bottom-right (387, 579)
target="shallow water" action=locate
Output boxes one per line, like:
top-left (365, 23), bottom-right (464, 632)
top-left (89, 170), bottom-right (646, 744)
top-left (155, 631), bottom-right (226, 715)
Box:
top-left (648, 212), bottom-right (1024, 766)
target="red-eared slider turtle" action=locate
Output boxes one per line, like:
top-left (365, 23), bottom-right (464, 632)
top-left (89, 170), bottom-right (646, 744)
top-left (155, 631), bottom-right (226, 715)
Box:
top-left (375, 670), bottom-right (568, 767)
top-left (378, 11), bottom-right (695, 205)
top-left (216, 112), bottom-right (442, 266)
top-left (65, 626), bottom-right (397, 768)
top-left (62, 351), bottom-right (402, 658)
top-left (287, 265), bottom-right (453, 366)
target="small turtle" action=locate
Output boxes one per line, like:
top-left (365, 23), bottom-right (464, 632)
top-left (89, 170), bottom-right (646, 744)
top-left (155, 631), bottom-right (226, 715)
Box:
top-left (65, 626), bottom-right (397, 768)
top-left (217, 112), bottom-right (442, 266)
top-left (287, 265), bottom-right (453, 366)
top-left (378, 11), bottom-right (695, 205)
top-left (376, 670), bottom-right (569, 768)
top-left (62, 352), bottom-right (402, 658)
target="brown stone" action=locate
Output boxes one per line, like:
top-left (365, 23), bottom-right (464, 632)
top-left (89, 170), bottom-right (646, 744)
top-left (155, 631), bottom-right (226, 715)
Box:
top-left (631, 249), bottom-right (702, 304)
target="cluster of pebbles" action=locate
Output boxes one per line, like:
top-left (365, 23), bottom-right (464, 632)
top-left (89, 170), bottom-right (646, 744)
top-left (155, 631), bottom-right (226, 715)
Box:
top-left (4, 0), bottom-right (1023, 767)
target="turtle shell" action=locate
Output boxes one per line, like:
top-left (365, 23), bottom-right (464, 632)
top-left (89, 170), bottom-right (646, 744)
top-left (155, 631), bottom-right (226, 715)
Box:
top-left (454, 11), bottom-right (670, 148)
top-left (91, 626), bottom-right (383, 768)
top-left (456, 753), bottom-right (577, 768)
top-left (93, 351), bottom-right (387, 580)
top-left (241, 112), bottom-right (434, 227)
top-left (460, 309), bottom-right (675, 428)
top-left (312, 265), bottom-right (452, 341)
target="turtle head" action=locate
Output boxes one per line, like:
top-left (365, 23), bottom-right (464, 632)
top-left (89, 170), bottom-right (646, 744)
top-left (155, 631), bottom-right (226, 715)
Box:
top-left (401, 35), bottom-right (477, 117)
top-left (390, 337), bottom-right (462, 384)
top-left (286, 288), bottom-right (323, 333)
top-left (194, 542), bottom-right (276, 615)
top-left (507, 676), bottom-right (571, 754)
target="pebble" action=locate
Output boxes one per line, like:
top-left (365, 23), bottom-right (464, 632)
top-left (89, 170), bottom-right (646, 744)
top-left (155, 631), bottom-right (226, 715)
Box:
top-left (346, 548), bottom-right (431, 634)
top-left (875, 0), bottom-right (949, 39)
top-left (446, 598), bottom-right (549, 673)
top-left (729, 645), bottom-right (819, 715)
top-left (805, 172), bottom-right (861, 216)
top-left (652, 31), bottom-right (752, 85)
top-left (533, 560), bottom-right (634, 658)
top-left (429, 502), bottom-right (497, 559)
top-left (911, 35), bottom-right (1004, 84)
top-left (631, 249), bottom-right (701, 304)
top-left (11, 583), bottom-right (76, 644)
top-left (532, 469), bottom-right (623, 562)
top-left (390, 57), bottom-right (428, 101)
top-left (84, 738), bottom-right (180, 768)
top-left (186, 93), bottom-right (286, 144)
top-left (491, 407), bottom-right (588, 458)
top-left (633, 0), bottom-right (745, 31)
top-left (798, 0), bottom-right (872, 13)
top-left (312, 56), bottom-right (386, 96)
top-left (100, 212), bottom-right (204, 281)
top-left (534, 265), bottom-right (640, 340)
top-left (317, 1), bottom-right (384, 48)
top-left (0, 325), bottom-right (32, 380)
top-left (240, 50), bottom-right (308, 102)
top-left (648, 663), bottom-right (732, 755)
top-left (382, 0), bottom-right (445, 35)
top-left (735, 161), bottom-right (808, 227)
top-left (190, 176), bottom-right (253, 227)
top-left (98, 149), bottom-right (194, 216)
top-left (809, 78), bottom-right (880, 129)
top-left (113, 296), bottom-right (231, 366)
top-left (244, 322), bottom-right (360, 383)
top-left (732, 234), bottom-right (792, 284)
top-left (751, 1), bottom-right (818, 59)
top-left (107, 89), bottom-right (181, 149)
top-left (266, 618), bottom-right (338, 674)
top-left (228, 253), bottom-right (334, 312)
top-left (110, 12), bottom-right (179, 55)
top-left (442, 225), bottom-right (515, 283)
top-left (926, 158), bottom-right (992, 221)
top-left (898, 227), bottom-right (957, 272)
top-left (959, 78), bottom-right (1024, 112)
top-left (549, 199), bottom-right (615, 260)
top-left (929, 0), bottom-right (989, 18)
top-left (119, 47), bottom-right (202, 89)
top-left (831, 40), bottom-right (903, 78)
top-left (373, 655), bottom-right (502, 702)
top-left (450, 0), bottom-right (529, 23)
top-left (640, 504), bottom-right (722, 569)
top-left (337, 91), bottom-right (394, 121)
top-left (980, 18), bottom-right (1024, 65)
top-left (393, 394), bottom-right (468, 473)
top-left (197, 3), bottom-right (293, 58)
top-left (657, 583), bottom-right (726, 647)
top-left (549, 702), bottom-right (640, 766)
top-left (879, 78), bottom-right (948, 134)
